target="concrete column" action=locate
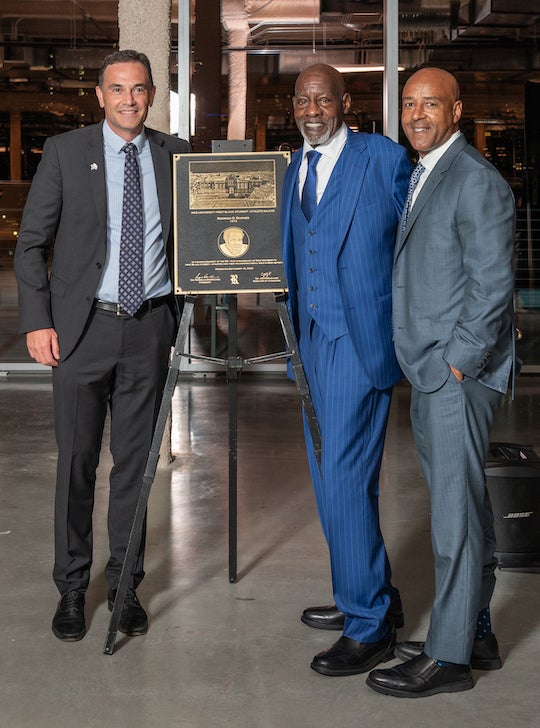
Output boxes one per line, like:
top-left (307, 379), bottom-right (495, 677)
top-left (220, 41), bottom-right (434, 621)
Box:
top-left (118, 0), bottom-right (173, 463)
top-left (226, 26), bottom-right (249, 140)
top-left (383, 0), bottom-right (399, 142)
top-left (222, 0), bottom-right (250, 141)
top-left (118, 0), bottom-right (171, 133)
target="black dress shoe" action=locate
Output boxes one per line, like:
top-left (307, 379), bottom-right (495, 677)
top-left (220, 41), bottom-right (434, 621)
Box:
top-left (108, 590), bottom-right (148, 636)
top-left (311, 631), bottom-right (396, 676)
top-left (394, 632), bottom-right (502, 670)
top-left (301, 589), bottom-right (404, 631)
top-left (366, 652), bottom-right (473, 698)
top-left (52, 589), bottom-right (86, 641)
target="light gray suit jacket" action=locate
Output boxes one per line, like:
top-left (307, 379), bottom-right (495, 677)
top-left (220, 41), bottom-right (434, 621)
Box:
top-left (392, 134), bottom-right (515, 394)
top-left (14, 121), bottom-right (190, 360)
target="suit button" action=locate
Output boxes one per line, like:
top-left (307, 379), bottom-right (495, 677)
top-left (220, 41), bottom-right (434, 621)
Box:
top-left (96, 262), bottom-right (102, 269)
top-left (310, 304), bottom-right (317, 309)
top-left (86, 297), bottom-right (92, 304)
top-left (310, 286), bottom-right (316, 291)
top-left (309, 250), bottom-right (315, 254)
top-left (309, 268), bottom-right (315, 273)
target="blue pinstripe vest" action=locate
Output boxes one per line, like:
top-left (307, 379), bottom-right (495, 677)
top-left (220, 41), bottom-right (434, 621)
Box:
top-left (292, 158), bottom-right (349, 341)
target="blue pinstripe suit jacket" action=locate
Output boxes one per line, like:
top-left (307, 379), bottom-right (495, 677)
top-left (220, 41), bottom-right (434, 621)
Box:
top-left (281, 127), bottom-right (411, 390)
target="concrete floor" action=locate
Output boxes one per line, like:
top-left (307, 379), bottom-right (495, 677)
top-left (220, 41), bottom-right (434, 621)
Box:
top-left (0, 367), bottom-right (539, 728)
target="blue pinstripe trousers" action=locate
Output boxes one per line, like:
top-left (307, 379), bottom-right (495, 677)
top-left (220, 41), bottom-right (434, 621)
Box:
top-left (300, 319), bottom-right (394, 642)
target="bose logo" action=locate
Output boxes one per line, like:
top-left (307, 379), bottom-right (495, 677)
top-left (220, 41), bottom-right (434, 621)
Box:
top-left (503, 512), bottom-right (534, 519)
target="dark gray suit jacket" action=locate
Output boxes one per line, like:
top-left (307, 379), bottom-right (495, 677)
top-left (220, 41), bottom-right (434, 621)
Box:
top-left (14, 121), bottom-right (190, 360)
top-left (392, 134), bottom-right (516, 394)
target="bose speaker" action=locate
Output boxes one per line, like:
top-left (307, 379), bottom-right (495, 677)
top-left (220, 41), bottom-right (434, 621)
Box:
top-left (485, 442), bottom-right (540, 572)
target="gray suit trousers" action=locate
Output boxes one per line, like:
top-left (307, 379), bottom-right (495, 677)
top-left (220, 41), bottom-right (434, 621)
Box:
top-left (410, 374), bottom-right (502, 664)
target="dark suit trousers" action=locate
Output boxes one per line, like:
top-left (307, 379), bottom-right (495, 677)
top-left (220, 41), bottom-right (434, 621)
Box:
top-left (52, 302), bottom-right (175, 595)
top-left (410, 375), bottom-right (501, 664)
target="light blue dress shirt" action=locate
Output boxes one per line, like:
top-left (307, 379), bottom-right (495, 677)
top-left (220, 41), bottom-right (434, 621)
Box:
top-left (96, 120), bottom-right (171, 302)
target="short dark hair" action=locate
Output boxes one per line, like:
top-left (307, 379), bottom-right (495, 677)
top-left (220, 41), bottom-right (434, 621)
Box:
top-left (98, 50), bottom-right (154, 88)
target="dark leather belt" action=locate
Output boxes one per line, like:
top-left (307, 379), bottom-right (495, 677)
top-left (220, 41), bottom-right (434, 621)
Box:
top-left (94, 295), bottom-right (172, 318)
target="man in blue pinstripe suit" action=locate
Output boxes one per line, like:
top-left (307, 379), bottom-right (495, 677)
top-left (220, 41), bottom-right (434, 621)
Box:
top-left (281, 64), bottom-right (411, 675)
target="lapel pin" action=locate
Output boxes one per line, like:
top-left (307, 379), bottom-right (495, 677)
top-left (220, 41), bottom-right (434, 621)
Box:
top-left (90, 162), bottom-right (98, 171)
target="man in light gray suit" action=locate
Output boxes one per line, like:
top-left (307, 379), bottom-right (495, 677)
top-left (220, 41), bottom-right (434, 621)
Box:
top-left (366, 67), bottom-right (515, 698)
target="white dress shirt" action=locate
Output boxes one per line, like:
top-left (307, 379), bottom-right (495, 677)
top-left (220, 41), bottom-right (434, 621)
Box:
top-left (298, 123), bottom-right (349, 204)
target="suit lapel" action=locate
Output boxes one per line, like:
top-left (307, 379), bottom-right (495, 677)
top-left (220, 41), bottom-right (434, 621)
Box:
top-left (282, 150), bottom-right (302, 273)
top-left (395, 135), bottom-right (467, 256)
top-left (147, 129), bottom-right (173, 243)
top-left (86, 122), bottom-right (107, 227)
top-left (334, 130), bottom-right (368, 250)
top-left (396, 168), bottom-right (443, 252)
top-left (283, 151), bottom-right (301, 222)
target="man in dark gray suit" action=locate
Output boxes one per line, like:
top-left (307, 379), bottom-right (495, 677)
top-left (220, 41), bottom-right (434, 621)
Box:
top-left (366, 67), bottom-right (515, 697)
top-left (15, 50), bottom-right (190, 641)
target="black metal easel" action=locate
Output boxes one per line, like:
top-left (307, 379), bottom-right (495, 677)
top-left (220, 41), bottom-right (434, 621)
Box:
top-left (103, 292), bottom-right (320, 655)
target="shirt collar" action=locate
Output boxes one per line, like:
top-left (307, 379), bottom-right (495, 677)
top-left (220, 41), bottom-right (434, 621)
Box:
top-left (102, 119), bottom-right (146, 154)
top-left (302, 122), bottom-right (348, 162)
top-left (419, 130), bottom-right (462, 172)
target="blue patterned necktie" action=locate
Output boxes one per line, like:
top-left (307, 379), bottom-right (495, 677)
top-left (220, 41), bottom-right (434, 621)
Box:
top-left (118, 142), bottom-right (144, 316)
top-left (401, 161), bottom-right (425, 235)
top-left (301, 149), bottom-right (322, 221)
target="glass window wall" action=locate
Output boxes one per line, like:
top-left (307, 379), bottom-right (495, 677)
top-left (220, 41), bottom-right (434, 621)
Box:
top-left (0, 1), bottom-right (538, 370)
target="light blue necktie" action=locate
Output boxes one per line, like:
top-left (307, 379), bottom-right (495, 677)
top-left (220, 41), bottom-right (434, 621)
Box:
top-left (401, 161), bottom-right (425, 235)
top-left (301, 150), bottom-right (322, 221)
top-left (118, 142), bottom-right (144, 316)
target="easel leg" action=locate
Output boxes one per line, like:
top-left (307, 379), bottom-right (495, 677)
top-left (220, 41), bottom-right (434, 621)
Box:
top-left (227, 294), bottom-right (240, 583)
top-left (274, 294), bottom-right (322, 469)
top-left (103, 295), bottom-right (196, 655)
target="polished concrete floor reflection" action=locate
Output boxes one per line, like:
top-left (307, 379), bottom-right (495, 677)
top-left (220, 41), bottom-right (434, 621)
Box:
top-left (0, 371), bottom-right (539, 727)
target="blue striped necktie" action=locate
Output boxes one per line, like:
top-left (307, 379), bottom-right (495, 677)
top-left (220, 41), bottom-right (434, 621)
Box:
top-left (118, 142), bottom-right (144, 316)
top-left (301, 150), bottom-right (321, 221)
top-left (401, 161), bottom-right (425, 235)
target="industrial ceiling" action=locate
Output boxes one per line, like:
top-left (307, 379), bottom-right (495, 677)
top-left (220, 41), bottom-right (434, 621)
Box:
top-left (0, 1), bottom-right (538, 94)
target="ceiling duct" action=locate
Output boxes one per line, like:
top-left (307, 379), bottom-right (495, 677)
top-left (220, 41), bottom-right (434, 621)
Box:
top-left (279, 48), bottom-right (357, 74)
top-left (222, 0), bottom-right (320, 35)
top-left (243, 0), bottom-right (320, 23)
top-left (342, 10), bottom-right (451, 32)
top-left (453, 1), bottom-right (540, 39)
top-left (473, 0), bottom-right (540, 26)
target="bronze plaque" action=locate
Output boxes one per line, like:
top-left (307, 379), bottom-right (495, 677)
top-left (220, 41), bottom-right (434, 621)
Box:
top-left (173, 151), bottom-right (289, 294)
